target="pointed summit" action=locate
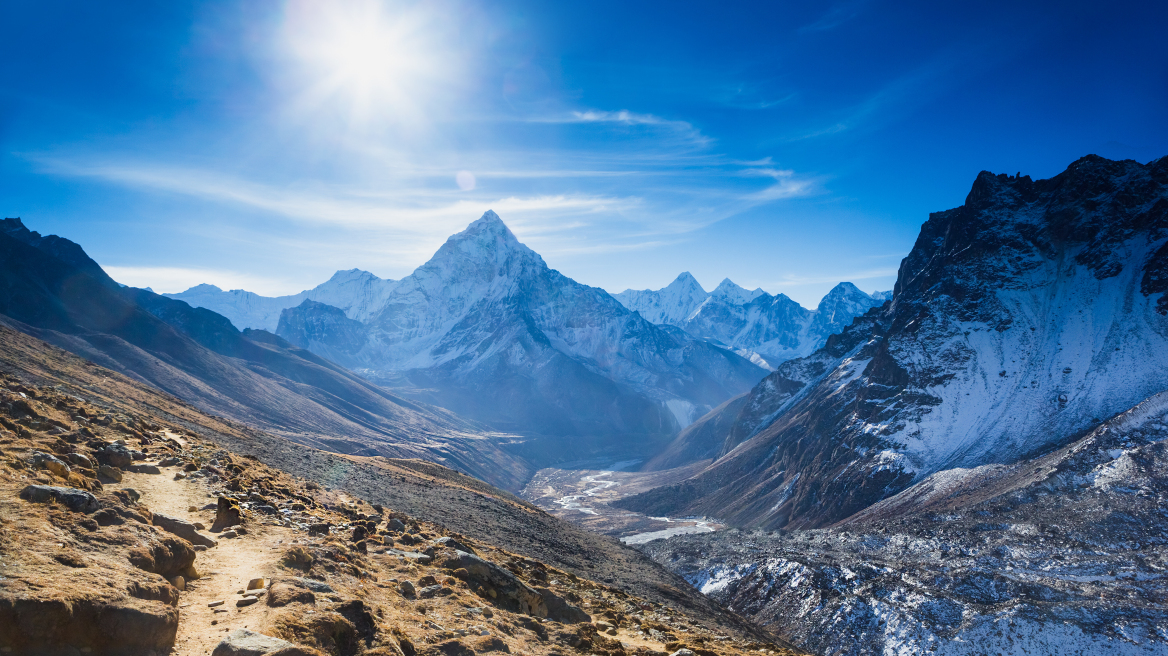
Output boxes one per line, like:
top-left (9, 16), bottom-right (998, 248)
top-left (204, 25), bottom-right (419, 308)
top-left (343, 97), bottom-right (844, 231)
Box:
top-left (444, 211), bottom-right (525, 251)
top-left (710, 278), bottom-right (765, 304)
top-left (667, 271), bottom-right (706, 293)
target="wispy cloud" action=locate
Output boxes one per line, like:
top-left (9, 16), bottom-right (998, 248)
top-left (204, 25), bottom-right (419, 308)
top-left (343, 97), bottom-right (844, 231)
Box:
top-left (799, 1), bottom-right (868, 33)
top-left (529, 109), bottom-right (713, 148)
top-left (30, 155), bottom-right (633, 236)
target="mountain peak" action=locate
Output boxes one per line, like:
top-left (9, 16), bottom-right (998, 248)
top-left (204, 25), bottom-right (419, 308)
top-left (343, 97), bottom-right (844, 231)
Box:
top-left (181, 283), bottom-right (224, 294)
top-left (668, 271), bottom-right (706, 292)
top-left (711, 278), bottom-right (764, 304)
top-left (445, 211), bottom-right (525, 252)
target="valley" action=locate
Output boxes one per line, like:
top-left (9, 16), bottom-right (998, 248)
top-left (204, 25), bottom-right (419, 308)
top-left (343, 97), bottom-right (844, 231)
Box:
top-left (1, 153), bottom-right (1166, 656)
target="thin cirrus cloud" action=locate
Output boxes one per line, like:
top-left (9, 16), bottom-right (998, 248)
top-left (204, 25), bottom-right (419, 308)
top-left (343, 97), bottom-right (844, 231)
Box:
top-left (528, 110), bottom-right (714, 149)
top-left (29, 155), bottom-right (635, 236)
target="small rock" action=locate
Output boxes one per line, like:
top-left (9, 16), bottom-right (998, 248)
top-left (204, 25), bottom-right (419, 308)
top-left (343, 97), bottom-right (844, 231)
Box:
top-left (97, 464), bottom-right (123, 482)
top-left (65, 453), bottom-right (93, 468)
top-left (128, 464), bottom-right (161, 474)
top-left (18, 485), bottom-right (100, 513)
top-left (188, 505), bottom-right (198, 512)
top-left (211, 628), bottom-right (293, 655)
top-left (419, 584), bottom-right (452, 599)
top-left (208, 600), bottom-right (225, 607)
top-left (159, 457), bottom-right (180, 467)
top-left (171, 575), bottom-right (186, 591)
top-left (399, 580), bottom-right (416, 596)
top-left (174, 472), bottom-right (186, 480)
top-left (435, 536), bottom-right (476, 554)
top-left (220, 530), bottom-right (238, 539)
top-left (30, 451), bottom-right (71, 477)
top-left (669, 650), bottom-right (695, 656)
top-left (236, 596), bottom-right (258, 607)
top-left (95, 443), bottom-right (133, 469)
top-left (247, 578), bottom-right (267, 590)
top-left (153, 513), bottom-right (217, 548)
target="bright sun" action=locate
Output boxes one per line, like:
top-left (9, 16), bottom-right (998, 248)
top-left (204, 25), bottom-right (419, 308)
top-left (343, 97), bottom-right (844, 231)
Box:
top-left (282, 1), bottom-right (447, 123)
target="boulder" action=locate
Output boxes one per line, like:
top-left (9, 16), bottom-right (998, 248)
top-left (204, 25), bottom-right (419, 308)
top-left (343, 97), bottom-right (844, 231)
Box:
top-left (286, 577), bottom-right (334, 593)
top-left (267, 579), bottom-right (317, 607)
top-left (536, 587), bottom-right (591, 624)
top-left (437, 551), bottom-right (547, 617)
top-left (98, 464), bottom-right (123, 482)
top-left (128, 536), bottom-right (197, 578)
top-left (211, 628), bottom-right (295, 656)
top-left (0, 594), bottom-right (178, 653)
top-left (18, 485), bottom-right (99, 513)
top-left (153, 512), bottom-right (218, 548)
top-left (418, 585), bottom-right (453, 599)
top-left (30, 451), bottom-right (70, 477)
top-left (211, 496), bottom-right (245, 532)
top-left (434, 536), bottom-right (476, 554)
top-left (95, 443), bottom-right (133, 469)
top-left (65, 452), bottom-right (94, 468)
top-left (128, 464), bottom-right (162, 474)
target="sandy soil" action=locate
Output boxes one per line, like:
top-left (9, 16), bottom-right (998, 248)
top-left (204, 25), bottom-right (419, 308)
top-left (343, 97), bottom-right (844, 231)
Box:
top-left (115, 467), bottom-right (294, 655)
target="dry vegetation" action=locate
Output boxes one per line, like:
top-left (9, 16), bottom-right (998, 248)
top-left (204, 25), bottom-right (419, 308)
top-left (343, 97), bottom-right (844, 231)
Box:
top-left (0, 324), bottom-right (801, 656)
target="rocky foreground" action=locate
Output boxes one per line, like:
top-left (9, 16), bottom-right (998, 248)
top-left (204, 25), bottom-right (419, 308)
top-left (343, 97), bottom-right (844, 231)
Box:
top-left (0, 324), bottom-right (799, 655)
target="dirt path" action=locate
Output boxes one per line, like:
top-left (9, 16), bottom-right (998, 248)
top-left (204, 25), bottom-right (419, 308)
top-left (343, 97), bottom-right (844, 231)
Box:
top-left (116, 467), bottom-right (295, 655)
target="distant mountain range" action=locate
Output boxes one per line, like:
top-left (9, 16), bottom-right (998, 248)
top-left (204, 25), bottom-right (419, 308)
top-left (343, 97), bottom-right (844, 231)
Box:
top-left (271, 213), bottom-right (767, 445)
top-left (0, 217), bottom-right (530, 489)
top-left (168, 214), bottom-right (887, 447)
top-left (617, 154), bottom-right (1168, 528)
top-left (614, 273), bottom-right (889, 369)
top-left (167, 268), bottom-right (399, 332)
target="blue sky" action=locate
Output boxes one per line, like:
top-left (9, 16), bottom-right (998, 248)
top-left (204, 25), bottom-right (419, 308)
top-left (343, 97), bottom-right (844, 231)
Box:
top-left (2, 0), bottom-right (1165, 307)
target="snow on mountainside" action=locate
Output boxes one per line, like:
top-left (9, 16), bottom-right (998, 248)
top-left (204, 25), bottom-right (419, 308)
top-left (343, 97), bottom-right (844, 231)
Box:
top-left (615, 274), bottom-right (887, 369)
top-left (275, 211), bottom-right (767, 443)
top-left (616, 154), bottom-right (1168, 530)
top-left (612, 271), bottom-right (709, 325)
top-left (165, 268), bottom-right (398, 331)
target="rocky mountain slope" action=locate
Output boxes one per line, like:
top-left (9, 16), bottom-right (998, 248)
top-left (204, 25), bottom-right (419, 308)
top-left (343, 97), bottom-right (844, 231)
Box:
top-left (0, 321), bottom-right (797, 655)
top-left (273, 212), bottom-right (766, 445)
top-left (166, 268), bottom-right (399, 332)
top-left (614, 274), bottom-right (887, 369)
top-left (616, 154), bottom-right (1168, 529)
top-left (0, 218), bottom-right (530, 491)
top-left (638, 389), bottom-right (1168, 655)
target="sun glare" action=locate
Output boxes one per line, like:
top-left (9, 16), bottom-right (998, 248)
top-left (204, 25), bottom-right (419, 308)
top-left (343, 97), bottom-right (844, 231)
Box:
top-left (282, 1), bottom-right (450, 125)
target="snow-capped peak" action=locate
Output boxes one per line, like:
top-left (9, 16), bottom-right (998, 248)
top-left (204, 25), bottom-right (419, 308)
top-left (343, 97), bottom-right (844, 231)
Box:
top-left (710, 278), bottom-right (765, 304)
top-left (180, 283), bottom-right (225, 294)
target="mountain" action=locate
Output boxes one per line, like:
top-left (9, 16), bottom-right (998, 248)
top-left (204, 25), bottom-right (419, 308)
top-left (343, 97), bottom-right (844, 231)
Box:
top-left (274, 212), bottom-right (767, 451)
top-left (164, 268), bottom-right (398, 331)
top-left (0, 218), bottom-right (530, 489)
top-left (616, 154), bottom-right (1168, 529)
top-left (639, 389), bottom-right (1168, 655)
top-left (614, 275), bottom-right (887, 369)
top-left (0, 320), bottom-right (793, 655)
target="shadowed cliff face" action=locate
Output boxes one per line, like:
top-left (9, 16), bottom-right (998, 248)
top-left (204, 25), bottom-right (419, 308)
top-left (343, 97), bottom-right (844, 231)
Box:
top-left (616, 154), bottom-right (1168, 529)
